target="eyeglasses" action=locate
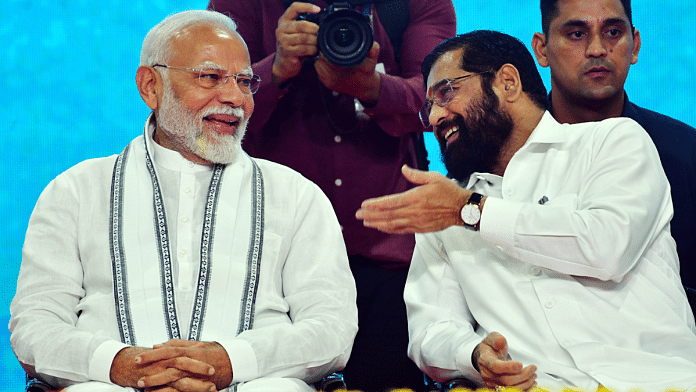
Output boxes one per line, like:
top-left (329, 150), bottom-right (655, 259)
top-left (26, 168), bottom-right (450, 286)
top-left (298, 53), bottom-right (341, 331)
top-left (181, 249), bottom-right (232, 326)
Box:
top-left (419, 72), bottom-right (490, 128)
top-left (153, 64), bottom-right (261, 94)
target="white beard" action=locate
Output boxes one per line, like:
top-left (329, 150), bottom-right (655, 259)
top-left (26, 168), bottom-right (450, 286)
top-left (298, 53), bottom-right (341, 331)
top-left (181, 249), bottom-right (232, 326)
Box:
top-left (157, 82), bottom-right (248, 164)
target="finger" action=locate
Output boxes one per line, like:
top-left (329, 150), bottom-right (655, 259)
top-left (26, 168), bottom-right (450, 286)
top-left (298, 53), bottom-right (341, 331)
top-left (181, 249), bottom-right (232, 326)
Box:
top-left (168, 377), bottom-right (217, 392)
top-left (368, 41), bottom-right (380, 60)
top-left (137, 349), bottom-right (215, 377)
top-left (136, 347), bottom-right (183, 364)
top-left (359, 192), bottom-right (411, 211)
top-left (481, 331), bottom-right (509, 359)
top-left (401, 165), bottom-right (446, 186)
top-left (495, 365), bottom-right (537, 388)
top-left (155, 340), bottom-right (206, 349)
top-left (280, 2), bottom-right (321, 23)
top-left (137, 361), bottom-right (215, 389)
top-left (481, 357), bottom-right (523, 376)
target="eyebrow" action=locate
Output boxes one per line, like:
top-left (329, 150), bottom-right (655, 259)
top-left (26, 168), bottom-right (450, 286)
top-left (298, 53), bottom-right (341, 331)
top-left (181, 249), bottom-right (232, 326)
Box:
top-left (196, 62), bottom-right (253, 76)
top-left (560, 17), bottom-right (628, 29)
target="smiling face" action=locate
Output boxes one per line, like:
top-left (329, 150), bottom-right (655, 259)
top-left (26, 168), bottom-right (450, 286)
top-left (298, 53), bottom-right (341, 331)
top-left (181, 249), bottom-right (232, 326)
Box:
top-left (537, 0), bottom-right (640, 106)
top-left (426, 49), bottom-right (514, 182)
top-left (154, 23), bottom-right (254, 164)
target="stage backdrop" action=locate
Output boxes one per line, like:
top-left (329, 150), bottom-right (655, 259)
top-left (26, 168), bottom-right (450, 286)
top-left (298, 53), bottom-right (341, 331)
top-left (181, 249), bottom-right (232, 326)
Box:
top-left (1, 0), bottom-right (693, 389)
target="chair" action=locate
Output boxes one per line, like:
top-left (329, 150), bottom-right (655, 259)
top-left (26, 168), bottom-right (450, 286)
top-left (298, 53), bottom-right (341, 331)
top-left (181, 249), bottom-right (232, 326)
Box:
top-left (316, 372), bottom-right (346, 392)
top-left (423, 373), bottom-right (478, 392)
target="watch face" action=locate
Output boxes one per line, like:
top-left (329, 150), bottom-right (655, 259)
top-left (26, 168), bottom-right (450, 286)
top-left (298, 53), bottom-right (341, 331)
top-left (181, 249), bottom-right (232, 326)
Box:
top-left (461, 204), bottom-right (481, 226)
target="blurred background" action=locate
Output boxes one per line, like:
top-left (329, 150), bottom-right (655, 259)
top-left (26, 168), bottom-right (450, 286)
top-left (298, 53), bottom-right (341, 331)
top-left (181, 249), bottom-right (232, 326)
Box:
top-left (1, 0), bottom-right (693, 389)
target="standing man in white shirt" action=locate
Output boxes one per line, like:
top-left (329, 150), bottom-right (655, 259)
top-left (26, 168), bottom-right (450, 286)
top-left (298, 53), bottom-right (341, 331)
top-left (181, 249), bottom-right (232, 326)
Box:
top-left (10, 10), bottom-right (357, 392)
top-left (356, 30), bottom-right (696, 391)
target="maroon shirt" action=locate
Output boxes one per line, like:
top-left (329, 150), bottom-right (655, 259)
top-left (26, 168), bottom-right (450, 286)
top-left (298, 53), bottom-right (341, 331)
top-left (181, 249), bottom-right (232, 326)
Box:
top-left (208, 0), bottom-right (456, 269)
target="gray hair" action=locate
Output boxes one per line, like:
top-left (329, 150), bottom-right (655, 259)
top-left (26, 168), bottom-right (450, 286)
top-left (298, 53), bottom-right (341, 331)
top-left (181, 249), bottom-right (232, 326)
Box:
top-left (140, 10), bottom-right (238, 66)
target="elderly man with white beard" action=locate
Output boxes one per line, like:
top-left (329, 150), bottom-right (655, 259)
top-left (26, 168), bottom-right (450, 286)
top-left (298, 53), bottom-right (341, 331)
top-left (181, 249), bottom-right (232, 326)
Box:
top-left (10, 10), bottom-right (357, 392)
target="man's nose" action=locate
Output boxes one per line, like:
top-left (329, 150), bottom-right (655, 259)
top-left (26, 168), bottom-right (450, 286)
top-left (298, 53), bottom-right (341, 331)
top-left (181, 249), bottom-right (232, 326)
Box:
top-left (586, 32), bottom-right (608, 58)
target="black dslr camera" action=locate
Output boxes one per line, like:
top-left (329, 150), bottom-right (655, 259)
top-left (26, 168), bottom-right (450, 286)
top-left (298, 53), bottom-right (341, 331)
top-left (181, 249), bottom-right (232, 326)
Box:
top-left (298, 2), bottom-right (374, 68)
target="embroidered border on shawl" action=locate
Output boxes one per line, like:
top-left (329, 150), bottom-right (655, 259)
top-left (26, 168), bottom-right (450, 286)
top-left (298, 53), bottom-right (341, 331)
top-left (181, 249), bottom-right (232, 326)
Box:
top-left (144, 147), bottom-right (181, 340)
top-left (188, 163), bottom-right (225, 341)
top-left (237, 159), bottom-right (265, 335)
top-left (111, 140), bottom-right (264, 351)
top-left (110, 144), bottom-right (136, 345)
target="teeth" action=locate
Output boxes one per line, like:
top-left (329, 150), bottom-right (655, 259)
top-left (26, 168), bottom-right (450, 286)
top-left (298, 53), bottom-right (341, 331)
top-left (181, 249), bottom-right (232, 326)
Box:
top-left (445, 126), bottom-right (459, 140)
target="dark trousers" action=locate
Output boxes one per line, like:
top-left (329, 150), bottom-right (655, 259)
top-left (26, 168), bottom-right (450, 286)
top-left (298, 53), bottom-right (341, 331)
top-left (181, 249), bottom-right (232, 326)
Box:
top-left (342, 255), bottom-right (425, 392)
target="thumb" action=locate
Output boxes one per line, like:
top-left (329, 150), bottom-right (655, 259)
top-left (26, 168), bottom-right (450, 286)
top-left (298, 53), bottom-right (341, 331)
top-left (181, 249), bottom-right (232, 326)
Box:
top-left (492, 333), bottom-right (509, 359)
top-left (369, 41), bottom-right (380, 60)
top-left (401, 165), bottom-right (442, 186)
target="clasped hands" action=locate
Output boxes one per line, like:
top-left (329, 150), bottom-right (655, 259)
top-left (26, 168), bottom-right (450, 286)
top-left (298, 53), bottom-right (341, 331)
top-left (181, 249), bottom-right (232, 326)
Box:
top-left (110, 339), bottom-right (232, 392)
top-left (356, 165), bottom-right (470, 234)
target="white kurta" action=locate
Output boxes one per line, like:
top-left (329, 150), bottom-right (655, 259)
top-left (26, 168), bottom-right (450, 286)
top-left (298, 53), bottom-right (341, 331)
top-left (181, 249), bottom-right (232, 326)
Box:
top-left (10, 116), bottom-right (358, 391)
top-left (406, 112), bottom-right (696, 392)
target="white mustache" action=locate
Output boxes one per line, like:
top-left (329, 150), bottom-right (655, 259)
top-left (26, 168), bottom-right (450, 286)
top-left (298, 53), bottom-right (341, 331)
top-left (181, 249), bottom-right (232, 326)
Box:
top-left (200, 105), bottom-right (246, 122)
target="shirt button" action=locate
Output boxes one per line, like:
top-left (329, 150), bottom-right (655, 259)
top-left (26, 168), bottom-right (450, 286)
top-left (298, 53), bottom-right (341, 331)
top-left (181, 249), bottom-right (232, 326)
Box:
top-left (184, 187), bottom-right (191, 194)
top-left (335, 179), bottom-right (342, 187)
top-left (182, 216), bottom-right (189, 223)
top-left (504, 188), bottom-right (514, 197)
top-left (334, 135), bottom-right (342, 143)
top-left (180, 248), bottom-right (188, 255)
top-left (188, 162), bottom-right (194, 168)
top-left (545, 299), bottom-right (555, 308)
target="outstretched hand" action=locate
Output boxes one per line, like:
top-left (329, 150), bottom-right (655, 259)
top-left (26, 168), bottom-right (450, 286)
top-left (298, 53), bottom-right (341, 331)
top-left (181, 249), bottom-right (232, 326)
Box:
top-left (473, 332), bottom-right (537, 391)
top-left (356, 165), bottom-right (470, 234)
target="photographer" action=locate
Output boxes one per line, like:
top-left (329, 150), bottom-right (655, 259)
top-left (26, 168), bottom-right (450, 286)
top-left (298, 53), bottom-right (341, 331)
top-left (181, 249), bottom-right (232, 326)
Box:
top-left (207, 0), bottom-right (455, 391)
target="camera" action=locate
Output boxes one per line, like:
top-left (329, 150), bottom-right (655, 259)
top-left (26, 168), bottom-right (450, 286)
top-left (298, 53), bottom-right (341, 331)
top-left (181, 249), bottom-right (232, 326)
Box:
top-left (298, 2), bottom-right (374, 68)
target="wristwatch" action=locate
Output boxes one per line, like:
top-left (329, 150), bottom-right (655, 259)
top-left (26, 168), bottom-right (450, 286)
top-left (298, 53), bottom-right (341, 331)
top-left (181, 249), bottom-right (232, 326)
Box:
top-left (460, 192), bottom-right (483, 230)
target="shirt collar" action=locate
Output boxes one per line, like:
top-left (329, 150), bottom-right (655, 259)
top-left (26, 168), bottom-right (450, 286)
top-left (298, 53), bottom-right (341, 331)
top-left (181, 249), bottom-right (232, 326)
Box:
top-left (523, 110), bottom-right (569, 145)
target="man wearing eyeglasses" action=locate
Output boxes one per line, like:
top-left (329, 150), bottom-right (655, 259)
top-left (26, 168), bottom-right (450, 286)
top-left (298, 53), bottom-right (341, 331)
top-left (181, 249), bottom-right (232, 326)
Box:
top-left (10, 10), bottom-right (357, 392)
top-left (357, 30), bottom-right (696, 391)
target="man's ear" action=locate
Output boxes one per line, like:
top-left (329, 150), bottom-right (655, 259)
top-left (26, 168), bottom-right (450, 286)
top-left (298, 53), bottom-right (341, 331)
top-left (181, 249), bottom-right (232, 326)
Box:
top-left (631, 28), bottom-right (641, 65)
top-left (136, 65), bottom-right (161, 110)
top-left (495, 64), bottom-right (522, 103)
top-left (532, 32), bottom-right (549, 68)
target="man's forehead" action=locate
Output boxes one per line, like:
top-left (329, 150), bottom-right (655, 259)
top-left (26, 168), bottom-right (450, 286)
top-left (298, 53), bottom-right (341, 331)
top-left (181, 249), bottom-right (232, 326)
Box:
top-left (426, 49), bottom-right (463, 89)
top-left (552, 0), bottom-right (629, 28)
top-left (169, 24), bottom-right (250, 67)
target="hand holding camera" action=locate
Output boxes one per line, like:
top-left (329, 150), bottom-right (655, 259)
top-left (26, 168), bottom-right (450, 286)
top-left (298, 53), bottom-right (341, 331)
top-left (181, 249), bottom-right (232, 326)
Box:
top-left (274, 2), bottom-right (381, 103)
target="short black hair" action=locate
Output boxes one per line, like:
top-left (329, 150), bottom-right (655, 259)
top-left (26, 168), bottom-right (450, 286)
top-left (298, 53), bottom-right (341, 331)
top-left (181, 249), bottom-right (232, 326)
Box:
top-left (540, 0), bottom-right (633, 36)
top-left (421, 30), bottom-right (548, 110)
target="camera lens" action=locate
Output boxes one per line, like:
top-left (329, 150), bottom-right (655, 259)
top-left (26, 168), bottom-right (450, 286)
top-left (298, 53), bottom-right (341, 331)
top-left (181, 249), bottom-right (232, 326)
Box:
top-left (333, 26), bottom-right (356, 49)
top-left (317, 9), bottom-right (373, 67)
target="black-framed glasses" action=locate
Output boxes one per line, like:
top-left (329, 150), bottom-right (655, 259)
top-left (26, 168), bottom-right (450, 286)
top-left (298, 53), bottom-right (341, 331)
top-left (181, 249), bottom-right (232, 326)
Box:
top-left (418, 72), bottom-right (491, 128)
top-left (153, 64), bottom-right (261, 94)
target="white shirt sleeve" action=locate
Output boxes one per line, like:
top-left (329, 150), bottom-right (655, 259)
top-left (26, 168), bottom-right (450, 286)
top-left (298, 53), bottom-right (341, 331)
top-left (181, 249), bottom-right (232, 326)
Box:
top-left (405, 231), bottom-right (485, 385)
top-left (10, 170), bottom-right (120, 387)
top-left (479, 118), bottom-right (672, 282)
top-left (219, 176), bottom-right (358, 385)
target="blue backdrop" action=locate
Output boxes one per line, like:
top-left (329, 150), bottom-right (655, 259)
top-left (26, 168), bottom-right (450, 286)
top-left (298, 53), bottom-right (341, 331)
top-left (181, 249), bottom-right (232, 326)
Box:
top-left (1, 0), bottom-right (694, 389)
